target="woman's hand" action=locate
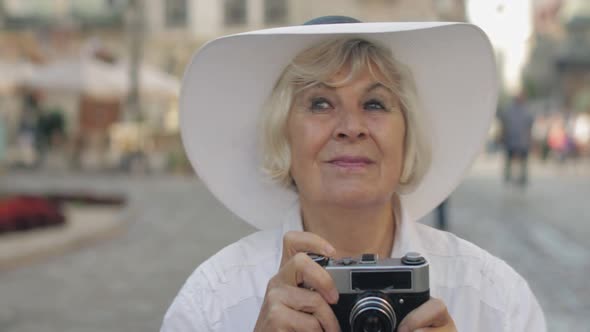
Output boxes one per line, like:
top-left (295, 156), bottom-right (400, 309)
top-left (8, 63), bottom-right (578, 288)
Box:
top-left (253, 231), bottom-right (340, 332)
top-left (279, 230), bottom-right (337, 267)
top-left (398, 297), bottom-right (457, 332)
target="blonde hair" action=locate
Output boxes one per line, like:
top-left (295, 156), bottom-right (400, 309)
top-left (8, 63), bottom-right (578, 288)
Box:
top-left (259, 37), bottom-right (431, 194)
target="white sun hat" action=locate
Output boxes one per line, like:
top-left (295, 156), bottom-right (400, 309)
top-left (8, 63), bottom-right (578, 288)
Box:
top-left (180, 18), bottom-right (498, 230)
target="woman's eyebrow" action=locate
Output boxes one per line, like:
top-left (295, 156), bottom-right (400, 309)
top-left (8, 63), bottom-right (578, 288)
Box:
top-left (366, 82), bottom-right (387, 92)
top-left (304, 82), bottom-right (388, 93)
top-left (309, 82), bottom-right (332, 90)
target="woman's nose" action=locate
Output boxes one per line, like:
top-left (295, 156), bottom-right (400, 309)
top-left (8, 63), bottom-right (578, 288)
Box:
top-left (334, 106), bottom-right (368, 141)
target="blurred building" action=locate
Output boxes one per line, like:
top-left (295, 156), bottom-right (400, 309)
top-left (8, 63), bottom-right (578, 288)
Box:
top-left (556, 0), bottom-right (590, 114)
top-left (523, 0), bottom-right (590, 113)
top-left (1, 0), bottom-right (127, 63)
top-left (0, 0), bottom-right (468, 112)
top-left (145, 0), bottom-right (465, 37)
top-left (523, 0), bottom-right (565, 101)
top-left (142, 0), bottom-right (466, 76)
top-left (1, 0), bottom-right (467, 75)
top-left (0, 0), bottom-right (466, 171)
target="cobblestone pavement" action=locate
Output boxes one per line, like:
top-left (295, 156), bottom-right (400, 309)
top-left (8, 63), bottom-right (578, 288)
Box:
top-left (0, 154), bottom-right (588, 331)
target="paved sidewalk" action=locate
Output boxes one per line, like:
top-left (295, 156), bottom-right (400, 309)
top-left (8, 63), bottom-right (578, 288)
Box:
top-left (0, 205), bottom-right (128, 271)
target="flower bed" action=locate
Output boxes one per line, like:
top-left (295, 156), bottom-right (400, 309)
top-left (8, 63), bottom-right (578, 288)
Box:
top-left (0, 196), bottom-right (65, 234)
top-left (0, 193), bottom-right (126, 235)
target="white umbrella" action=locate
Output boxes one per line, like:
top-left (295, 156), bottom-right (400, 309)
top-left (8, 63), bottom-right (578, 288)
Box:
top-left (113, 61), bottom-right (180, 99)
top-left (24, 57), bottom-right (124, 99)
top-left (0, 61), bottom-right (36, 95)
top-left (24, 57), bottom-right (180, 100)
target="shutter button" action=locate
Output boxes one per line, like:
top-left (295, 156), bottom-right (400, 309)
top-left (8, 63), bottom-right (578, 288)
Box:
top-left (402, 252), bottom-right (426, 265)
top-left (341, 257), bottom-right (355, 265)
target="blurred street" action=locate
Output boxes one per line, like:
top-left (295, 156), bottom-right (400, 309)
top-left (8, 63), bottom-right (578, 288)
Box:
top-left (1, 1), bottom-right (590, 331)
top-left (0, 154), bottom-right (588, 332)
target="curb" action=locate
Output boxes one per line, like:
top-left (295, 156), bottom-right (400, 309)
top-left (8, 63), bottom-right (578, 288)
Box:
top-left (0, 204), bottom-right (133, 271)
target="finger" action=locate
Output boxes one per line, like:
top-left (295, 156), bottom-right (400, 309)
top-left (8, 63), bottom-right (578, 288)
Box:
top-left (281, 231), bottom-right (336, 266)
top-left (413, 327), bottom-right (451, 332)
top-left (269, 285), bottom-right (340, 332)
top-left (260, 299), bottom-right (324, 332)
top-left (287, 309), bottom-right (325, 332)
top-left (277, 252), bottom-right (339, 304)
top-left (398, 298), bottom-right (451, 331)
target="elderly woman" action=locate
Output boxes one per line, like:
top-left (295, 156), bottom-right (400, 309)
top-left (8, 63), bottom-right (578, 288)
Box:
top-left (162, 17), bottom-right (546, 332)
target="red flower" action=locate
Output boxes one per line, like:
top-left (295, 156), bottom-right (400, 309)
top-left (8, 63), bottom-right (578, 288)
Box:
top-left (0, 196), bottom-right (65, 233)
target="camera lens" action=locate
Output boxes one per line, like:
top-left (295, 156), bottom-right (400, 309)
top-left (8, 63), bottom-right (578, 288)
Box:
top-left (362, 315), bottom-right (384, 332)
top-left (350, 293), bottom-right (396, 332)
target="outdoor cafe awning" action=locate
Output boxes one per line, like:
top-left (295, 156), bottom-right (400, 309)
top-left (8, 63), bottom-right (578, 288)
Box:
top-left (23, 57), bottom-right (180, 100)
top-left (0, 61), bottom-right (35, 95)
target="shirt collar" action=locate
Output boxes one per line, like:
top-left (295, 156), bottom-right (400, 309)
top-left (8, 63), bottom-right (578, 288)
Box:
top-left (390, 200), bottom-right (424, 258)
top-left (278, 200), bottom-right (425, 264)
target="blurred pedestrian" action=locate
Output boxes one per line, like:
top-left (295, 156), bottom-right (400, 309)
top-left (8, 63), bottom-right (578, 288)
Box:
top-left (500, 92), bottom-right (534, 186)
top-left (572, 113), bottom-right (590, 156)
top-left (532, 114), bottom-right (550, 161)
top-left (547, 116), bottom-right (567, 162)
top-left (0, 113), bottom-right (6, 169)
top-left (17, 91), bottom-right (41, 167)
top-left (38, 109), bottom-right (66, 147)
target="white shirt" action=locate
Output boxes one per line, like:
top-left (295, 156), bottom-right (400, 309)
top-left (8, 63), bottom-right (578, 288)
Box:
top-left (161, 203), bottom-right (546, 331)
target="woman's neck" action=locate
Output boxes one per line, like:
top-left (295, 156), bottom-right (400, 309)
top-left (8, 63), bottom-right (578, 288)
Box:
top-left (300, 198), bottom-right (396, 259)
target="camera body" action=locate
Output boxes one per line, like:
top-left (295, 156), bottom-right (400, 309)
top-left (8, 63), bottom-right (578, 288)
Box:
top-left (311, 252), bottom-right (429, 332)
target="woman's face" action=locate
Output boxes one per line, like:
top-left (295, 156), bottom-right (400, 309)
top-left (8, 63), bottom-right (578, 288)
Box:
top-left (287, 65), bottom-right (406, 208)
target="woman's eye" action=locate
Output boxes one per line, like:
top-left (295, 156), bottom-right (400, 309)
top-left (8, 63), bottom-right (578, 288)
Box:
top-left (364, 99), bottom-right (387, 111)
top-left (310, 98), bottom-right (332, 111)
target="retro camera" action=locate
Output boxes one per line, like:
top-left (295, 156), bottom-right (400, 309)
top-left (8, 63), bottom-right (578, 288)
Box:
top-left (309, 252), bottom-right (430, 332)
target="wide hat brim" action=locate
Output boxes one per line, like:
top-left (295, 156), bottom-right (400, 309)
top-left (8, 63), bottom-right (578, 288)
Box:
top-left (180, 22), bottom-right (498, 230)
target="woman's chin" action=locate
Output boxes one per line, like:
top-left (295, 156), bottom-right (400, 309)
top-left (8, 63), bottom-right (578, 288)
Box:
top-left (320, 189), bottom-right (389, 208)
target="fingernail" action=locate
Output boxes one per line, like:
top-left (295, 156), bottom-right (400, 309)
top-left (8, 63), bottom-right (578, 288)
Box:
top-left (330, 289), bottom-right (339, 304)
top-left (325, 245), bottom-right (336, 256)
top-left (398, 325), bottom-right (409, 332)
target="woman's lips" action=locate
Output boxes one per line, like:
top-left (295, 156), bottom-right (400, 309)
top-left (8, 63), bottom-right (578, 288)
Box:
top-left (327, 156), bottom-right (374, 170)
